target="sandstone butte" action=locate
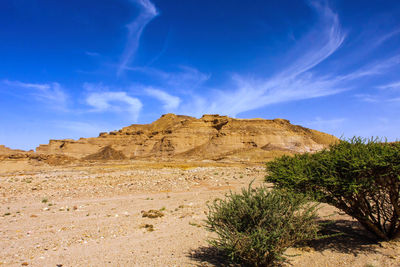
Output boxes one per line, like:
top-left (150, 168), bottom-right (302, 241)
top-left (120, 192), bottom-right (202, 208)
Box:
top-left (31, 113), bottom-right (338, 163)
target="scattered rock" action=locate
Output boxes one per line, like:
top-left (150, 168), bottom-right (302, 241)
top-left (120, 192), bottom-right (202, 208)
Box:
top-left (139, 224), bottom-right (154, 232)
top-left (141, 210), bottom-right (164, 218)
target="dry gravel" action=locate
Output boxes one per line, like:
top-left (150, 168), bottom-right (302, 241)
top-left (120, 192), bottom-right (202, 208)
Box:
top-left (0, 162), bottom-right (399, 266)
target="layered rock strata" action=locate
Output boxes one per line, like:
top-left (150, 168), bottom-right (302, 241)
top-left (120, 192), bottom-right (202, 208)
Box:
top-left (36, 114), bottom-right (337, 161)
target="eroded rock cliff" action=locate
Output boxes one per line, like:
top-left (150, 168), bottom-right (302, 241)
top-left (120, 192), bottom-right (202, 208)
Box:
top-left (36, 114), bottom-right (337, 162)
top-left (0, 145), bottom-right (26, 155)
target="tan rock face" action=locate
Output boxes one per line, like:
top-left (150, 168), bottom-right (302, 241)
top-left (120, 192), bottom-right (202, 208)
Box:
top-left (35, 114), bottom-right (338, 162)
top-left (0, 145), bottom-right (26, 155)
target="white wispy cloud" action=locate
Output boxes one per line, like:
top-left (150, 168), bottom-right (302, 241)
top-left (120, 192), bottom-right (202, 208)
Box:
top-left (174, 3), bottom-right (400, 118)
top-left (85, 51), bottom-right (100, 57)
top-left (177, 1), bottom-right (346, 117)
top-left (374, 28), bottom-right (400, 47)
top-left (84, 83), bottom-right (143, 121)
top-left (355, 91), bottom-right (400, 103)
top-left (354, 94), bottom-right (380, 103)
top-left (53, 121), bottom-right (106, 136)
top-left (306, 117), bottom-right (346, 126)
top-left (145, 87), bottom-right (181, 110)
top-left (3, 80), bottom-right (50, 90)
top-left (166, 66), bottom-right (211, 91)
top-left (278, 1), bottom-right (345, 78)
top-left (2, 79), bottom-right (68, 110)
top-left (341, 55), bottom-right (400, 81)
top-left (125, 65), bottom-right (211, 92)
top-left (303, 117), bottom-right (346, 133)
top-left (377, 81), bottom-right (400, 90)
top-left (388, 97), bottom-right (400, 102)
top-left (117, 0), bottom-right (159, 76)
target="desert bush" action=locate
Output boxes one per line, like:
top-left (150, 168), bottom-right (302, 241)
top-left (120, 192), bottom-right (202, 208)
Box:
top-left (266, 137), bottom-right (400, 240)
top-left (205, 185), bottom-right (320, 266)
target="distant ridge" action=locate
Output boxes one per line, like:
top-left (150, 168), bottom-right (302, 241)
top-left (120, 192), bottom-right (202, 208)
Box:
top-left (35, 114), bottom-right (338, 162)
top-left (0, 145), bottom-right (26, 155)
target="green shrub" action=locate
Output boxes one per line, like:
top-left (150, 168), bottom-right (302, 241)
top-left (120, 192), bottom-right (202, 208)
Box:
top-left (205, 185), bottom-right (320, 266)
top-left (266, 137), bottom-right (400, 240)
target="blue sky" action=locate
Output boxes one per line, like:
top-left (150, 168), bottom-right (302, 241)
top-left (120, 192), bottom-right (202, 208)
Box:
top-left (1, 0), bottom-right (400, 150)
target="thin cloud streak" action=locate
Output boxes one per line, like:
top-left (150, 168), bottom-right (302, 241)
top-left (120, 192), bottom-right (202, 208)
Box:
top-left (53, 121), bottom-right (106, 136)
top-left (306, 117), bottom-right (346, 127)
top-left (302, 117), bottom-right (346, 134)
top-left (340, 55), bottom-right (400, 81)
top-left (145, 88), bottom-right (181, 110)
top-left (2, 80), bottom-right (68, 111)
top-left (355, 92), bottom-right (400, 103)
top-left (178, 1), bottom-right (346, 117)
top-left (85, 51), bottom-right (101, 57)
top-left (3, 80), bottom-right (50, 90)
top-left (278, 0), bottom-right (345, 78)
top-left (117, 0), bottom-right (158, 76)
top-left (355, 94), bottom-right (380, 103)
top-left (377, 81), bottom-right (400, 90)
top-left (125, 65), bottom-right (211, 92)
top-left (176, 3), bottom-right (400, 118)
top-left (374, 28), bottom-right (400, 47)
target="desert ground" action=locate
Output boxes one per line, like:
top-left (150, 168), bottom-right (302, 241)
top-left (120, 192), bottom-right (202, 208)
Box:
top-left (1, 160), bottom-right (399, 267)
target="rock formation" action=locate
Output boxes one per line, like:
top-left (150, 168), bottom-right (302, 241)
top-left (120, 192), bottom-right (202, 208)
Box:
top-left (36, 114), bottom-right (338, 162)
top-left (83, 145), bottom-right (127, 161)
top-left (0, 145), bottom-right (27, 155)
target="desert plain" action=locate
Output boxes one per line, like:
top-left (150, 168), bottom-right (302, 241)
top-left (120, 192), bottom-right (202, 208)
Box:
top-left (1, 159), bottom-right (399, 267)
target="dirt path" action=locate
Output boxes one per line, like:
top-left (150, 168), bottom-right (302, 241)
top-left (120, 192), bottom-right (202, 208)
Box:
top-left (1, 163), bottom-right (399, 266)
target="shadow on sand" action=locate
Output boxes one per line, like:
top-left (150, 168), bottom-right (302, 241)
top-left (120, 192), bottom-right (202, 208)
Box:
top-left (189, 219), bottom-right (379, 266)
top-left (188, 246), bottom-right (239, 267)
top-left (304, 219), bottom-right (379, 255)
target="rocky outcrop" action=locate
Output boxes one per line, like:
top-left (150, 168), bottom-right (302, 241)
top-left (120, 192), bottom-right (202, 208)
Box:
top-left (35, 114), bottom-right (338, 162)
top-left (84, 146), bottom-right (127, 160)
top-left (0, 145), bottom-right (26, 155)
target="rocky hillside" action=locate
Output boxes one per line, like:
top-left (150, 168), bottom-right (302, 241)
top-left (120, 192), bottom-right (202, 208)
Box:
top-left (35, 114), bottom-right (337, 162)
top-left (0, 145), bottom-right (26, 155)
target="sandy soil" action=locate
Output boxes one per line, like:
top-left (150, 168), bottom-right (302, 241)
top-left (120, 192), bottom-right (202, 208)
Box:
top-left (0, 161), bottom-right (399, 266)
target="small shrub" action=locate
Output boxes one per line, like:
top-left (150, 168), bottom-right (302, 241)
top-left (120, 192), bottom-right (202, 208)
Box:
top-left (266, 137), bottom-right (400, 240)
top-left (205, 185), bottom-right (320, 266)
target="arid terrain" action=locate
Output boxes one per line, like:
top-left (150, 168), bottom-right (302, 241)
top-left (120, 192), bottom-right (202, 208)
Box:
top-left (1, 160), bottom-right (399, 267)
top-left (1, 115), bottom-right (399, 266)
top-left (34, 114), bottom-right (337, 162)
